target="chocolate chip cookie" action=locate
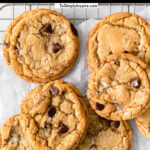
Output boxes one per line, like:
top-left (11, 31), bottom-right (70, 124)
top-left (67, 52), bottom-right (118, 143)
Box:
top-left (136, 108), bottom-right (150, 139)
top-left (88, 12), bottom-right (150, 71)
top-left (87, 53), bottom-right (150, 120)
top-left (76, 108), bottom-right (132, 150)
top-left (0, 115), bottom-right (33, 150)
top-left (3, 9), bottom-right (79, 83)
top-left (20, 80), bottom-right (89, 150)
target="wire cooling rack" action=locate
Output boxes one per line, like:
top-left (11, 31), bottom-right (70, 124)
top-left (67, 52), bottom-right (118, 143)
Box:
top-left (0, 3), bottom-right (149, 46)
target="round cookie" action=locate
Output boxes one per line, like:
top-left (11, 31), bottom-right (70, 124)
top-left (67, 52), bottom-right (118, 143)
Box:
top-left (3, 9), bottom-right (65, 43)
top-left (3, 9), bottom-right (79, 83)
top-left (136, 108), bottom-right (150, 139)
top-left (88, 12), bottom-right (150, 71)
top-left (76, 108), bottom-right (132, 150)
top-left (0, 115), bottom-right (32, 150)
top-left (87, 53), bottom-right (150, 120)
top-left (20, 80), bottom-right (89, 150)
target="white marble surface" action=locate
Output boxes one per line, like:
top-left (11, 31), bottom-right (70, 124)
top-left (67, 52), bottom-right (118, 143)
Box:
top-left (0, 3), bottom-right (150, 150)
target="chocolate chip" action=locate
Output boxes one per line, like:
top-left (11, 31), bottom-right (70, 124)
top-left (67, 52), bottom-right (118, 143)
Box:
top-left (99, 117), bottom-right (112, 128)
top-left (62, 91), bottom-right (66, 95)
top-left (41, 23), bottom-right (53, 34)
top-left (17, 35), bottom-right (20, 45)
top-left (112, 121), bottom-right (120, 128)
top-left (96, 102), bottom-right (104, 111)
top-left (44, 121), bottom-right (47, 129)
top-left (50, 85), bottom-right (59, 95)
top-left (106, 121), bottom-right (112, 128)
top-left (114, 60), bottom-right (120, 66)
top-left (47, 106), bottom-right (56, 117)
top-left (113, 121), bottom-right (120, 128)
top-left (124, 51), bottom-right (129, 53)
top-left (14, 46), bottom-right (17, 49)
top-left (109, 51), bottom-right (113, 55)
top-left (49, 123), bottom-right (52, 128)
top-left (52, 43), bottom-right (61, 53)
top-left (89, 144), bottom-right (97, 149)
top-left (103, 119), bottom-right (111, 127)
top-left (111, 121), bottom-right (120, 131)
top-left (130, 78), bottom-right (141, 88)
top-left (70, 23), bottom-right (78, 36)
top-left (3, 41), bottom-right (9, 47)
top-left (97, 63), bottom-right (101, 68)
top-left (58, 122), bottom-right (69, 134)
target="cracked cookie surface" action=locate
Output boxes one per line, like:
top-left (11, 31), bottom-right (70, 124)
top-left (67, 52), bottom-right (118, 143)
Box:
top-left (0, 115), bottom-right (33, 150)
top-left (76, 108), bottom-right (132, 150)
top-left (88, 12), bottom-right (150, 71)
top-left (87, 53), bottom-right (150, 120)
top-left (20, 80), bottom-right (89, 150)
top-left (3, 9), bottom-right (79, 83)
top-left (136, 108), bottom-right (150, 139)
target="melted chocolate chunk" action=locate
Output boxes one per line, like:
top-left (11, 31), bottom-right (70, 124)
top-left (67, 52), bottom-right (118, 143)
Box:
top-left (3, 41), bottom-right (9, 47)
top-left (96, 102), bottom-right (104, 111)
top-left (113, 121), bottom-right (120, 128)
top-left (52, 43), bottom-right (61, 53)
top-left (44, 121), bottom-right (47, 129)
top-left (41, 23), bottom-right (53, 34)
top-left (131, 78), bottom-right (141, 88)
top-left (17, 35), bottom-right (20, 46)
top-left (109, 51), bottom-right (113, 55)
top-left (111, 121), bottom-right (120, 131)
top-left (58, 122), bottom-right (69, 134)
top-left (102, 118), bottom-right (111, 127)
top-left (14, 46), bottom-right (17, 49)
top-left (50, 85), bottom-right (59, 95)
top-left (47, 106), bottom-right (56, 117)
top-left (124, 51), bottom-right (129, 53)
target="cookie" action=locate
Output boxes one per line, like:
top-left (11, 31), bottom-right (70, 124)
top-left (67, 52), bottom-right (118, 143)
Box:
top-left (88, 12), bottom-right (150, 71)
top-left (76, 108), bottom-right (132, 150)
top-left (87, 53), bottom-right (150, 120)
top-left (0, 115), bottom-right (32, 150)
top-left (136, 108), bottom-right (150, 139)
top-left (3, 8), bottom-right (79, 83)
top-left (20, 80), bottom-right (89, 150)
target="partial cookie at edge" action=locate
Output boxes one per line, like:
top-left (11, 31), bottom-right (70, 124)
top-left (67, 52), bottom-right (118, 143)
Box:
top-left (0, 115), bottom-right (33, 150)
top-left (136, 108), bottom-right (150, 139)
top-left (76, 108), bottom-right (132, 150)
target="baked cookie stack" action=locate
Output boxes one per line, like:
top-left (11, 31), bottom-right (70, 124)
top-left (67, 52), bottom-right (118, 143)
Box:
top-left (87, 12), bottom-right (150, 144)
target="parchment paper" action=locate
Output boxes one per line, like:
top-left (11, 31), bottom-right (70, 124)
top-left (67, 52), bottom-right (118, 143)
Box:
top-left (0, 7), bottom-right (150, 150)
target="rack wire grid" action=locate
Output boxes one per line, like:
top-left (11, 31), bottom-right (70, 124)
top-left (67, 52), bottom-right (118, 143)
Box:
top-left (0, 3), bottom-right (150, 47)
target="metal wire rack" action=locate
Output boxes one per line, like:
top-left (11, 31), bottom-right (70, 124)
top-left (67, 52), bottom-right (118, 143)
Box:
top-left (0, 3), bottom-right (150, 46)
